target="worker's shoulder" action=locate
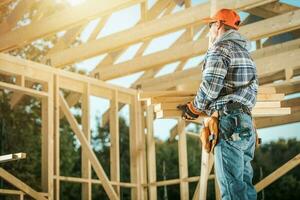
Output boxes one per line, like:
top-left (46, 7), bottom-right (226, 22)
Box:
top-left (209, 41), bottom-right (232, 56)
top-left (207, 42), bottom-right (233, 57)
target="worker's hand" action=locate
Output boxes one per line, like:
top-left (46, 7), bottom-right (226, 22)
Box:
top-left (200, 126), bottom-right (211, 153)
top-left (177, 102), bottom-right (200, 120)
top-left (200, 116), bottom-right (219, 153)
top-left (208, 116), bottom-right (219, 152)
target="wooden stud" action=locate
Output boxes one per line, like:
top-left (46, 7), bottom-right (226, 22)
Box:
top-left (56, 175), bottom-right (137, 187)
top-left (41, 75), bottom-right (54, 200)
top-left (0, 153), bottom-right (26, 163)
top-left (177, 119), bottom-right (189, 199)
top-left (82, 83), bottom-right (92, 200)
top-left (54, 75), bottom-right (60, 200)
top-left (110, 90), bottom-right (120, 195)
top-left (129, 96), bottom-right (143, 199)
top-left (0, 0), bottom-right (147, 52)
top-left (0, 168), bottom-right (47, 200)
top-left (146, 105), bottom-right (157, 200)
top-left (192, 150), bottom-right (214, 200)
top-left (59, 94), bottom-right (119, 200)
top-left (255, 154), bottom-right (300, 192)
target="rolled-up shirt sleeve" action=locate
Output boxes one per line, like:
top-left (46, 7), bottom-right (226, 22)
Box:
top-left (193, 45), bottom-right (231, 115)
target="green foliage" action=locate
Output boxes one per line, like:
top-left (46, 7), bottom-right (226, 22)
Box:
top-left (1, 90), bottom-right (300, 199)
top-left (253, 138), bottom-right (300, 200)
top-left (0, 92), bottom-right (42, 192)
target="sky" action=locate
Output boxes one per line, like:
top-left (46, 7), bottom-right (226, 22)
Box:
top-left (64, 0), bottom-right (300, 144)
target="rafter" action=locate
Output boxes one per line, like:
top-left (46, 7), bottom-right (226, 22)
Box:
top-left (0, 0), bottom-right (37, 34)
top-left (0, 0), bottom-right (146, 52)
top-left (94, 9), bottom-right (300, 80)
top-left (62, 0), bottom-right (175, 124)
top-left (47, 0), bottom-right (276, 68)
top-left (139, 38), bottom-right (300, 91)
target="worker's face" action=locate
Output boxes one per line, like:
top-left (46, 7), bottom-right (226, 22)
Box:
top-left (208, 21), bottom-right (222, 47)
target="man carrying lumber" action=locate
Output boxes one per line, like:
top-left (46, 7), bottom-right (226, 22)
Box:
top-left (178, 9), bottom-right (258, 200)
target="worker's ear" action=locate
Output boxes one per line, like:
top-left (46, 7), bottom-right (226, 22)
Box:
top-left (216, 21), bottom-right (223, 31)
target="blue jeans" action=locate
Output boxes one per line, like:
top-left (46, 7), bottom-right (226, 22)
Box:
top-left (214, 109), bottom-right (257, 200)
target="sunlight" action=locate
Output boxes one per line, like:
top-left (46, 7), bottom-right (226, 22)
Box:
top-left (66, 0), bottom-right (86, 6)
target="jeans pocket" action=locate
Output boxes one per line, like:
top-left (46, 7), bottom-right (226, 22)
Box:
top-left (220, 113), bottom-right (253, 150)
top-left (219, 115), bottom-right (234, 137)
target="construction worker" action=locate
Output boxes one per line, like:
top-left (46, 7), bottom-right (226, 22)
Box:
top-left (178, 9), bottom-right (258, 200)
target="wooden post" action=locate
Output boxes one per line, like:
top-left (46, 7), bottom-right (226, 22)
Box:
top-left (54, 75), bottom-right (60, 200)
top-left (0, 153), bottom-right (26, 163)
top-left (177, 119), bottom-right (189, 199)
top-left (129, 96), bottom-right (141, 199)
top-left (41, 75), bottom-right (54, 200)
top-left (82, 83), bottom-right (91, 200)
top-left (146, 105), bottom-right (157, 200)
top-left (199, 149), bottom-right (214, 200)
top-left (0, 168), bottom-right (47, 200)
top-left (137, 100), bottom-right (148, 200)
top-left (214, 165), bottom-right (221, 200)
top-left (59, 94), bottom-right (118, 199)
top-left (192, 147), bottom-right (214, 200)
top-left (110, 90), bottom-right (120, 195)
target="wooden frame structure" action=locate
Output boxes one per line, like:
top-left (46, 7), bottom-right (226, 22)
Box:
top-left (0, 0), bottom-right (299, 199)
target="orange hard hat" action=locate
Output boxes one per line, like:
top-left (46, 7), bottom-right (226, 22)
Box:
top-left (203, 8), bottom-right (241, 30)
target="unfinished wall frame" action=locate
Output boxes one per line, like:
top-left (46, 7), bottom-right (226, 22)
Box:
top-left (0, 0), bottom-right (300, 199)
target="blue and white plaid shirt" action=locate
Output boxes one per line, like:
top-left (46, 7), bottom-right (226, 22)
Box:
top-left (193, 30), bottom-right (258, 116)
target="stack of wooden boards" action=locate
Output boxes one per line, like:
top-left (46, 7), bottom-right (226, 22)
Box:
top-left (139, 86), bottom-right (291, 122)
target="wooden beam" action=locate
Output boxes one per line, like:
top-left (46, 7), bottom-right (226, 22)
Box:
top-left (110, 90), bottom-right (120, 195)
top-left (273, 79), bottom-right (300, 95)
top-left (145, 175), bottom-right (215, 187)
top-left (251, 37), bottom-right (300, 60)
top-left (82, 83), bottom-right (92, 200)
top-left (53, 75), bottom-right (60, 200)
top-left (136, 99), bottom-right (148, 199)
top-left (146, 105), bottom-right (157, 200)
top-left (0, 0), bottom-right (13, 7)
top-left (0, 81), bottom-right (48, 98)
top-left (255, 97), bottom-right (300, 128)
top-left (55, 175), bottom-right (137, 187)
top-left (0, 0), bottom-right (37, 34)
top-left (0, 153), bottom-right (26, 163)
top-left (255, 109), bottom-right (300, 128)
top-left (41, 74), bottom-right (54, 199)
top-left (155, 107), bottom-right (290, 119)
top-left (178, 119), bottom-right (189, 199)
top-left (129, 97), bottom-right (141, 199)
top-left (139, 86), bottom-right (276, 99)
top-left (256, 49), bottom-right (300, 77)
top-left (0, 168), bottom-right (47, 200)
top-left (0, 0), bottom-right (146, 52)
top-left (140, 46), bottom-right (300, 91)
top-left (247, 1), bottom-right (297, 18)
top-left (255, 153), bottom-right (300, 192)
top-left (59, 94), bottom-right (119, 200)
top-left (97, 9), bottom-right (300, 80)
top-left (91, 0), bottom-right (172, 73)
top-left (48, 0), bottom-right (274, 67)
top-left (0, 53), bottom-right (136, 102)
top-left (49, 2), bottom-right (209, 67)
top-left (0, 189), bottom-right (24, 195)
top-left (195, 150), bottom-right (214, 200)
